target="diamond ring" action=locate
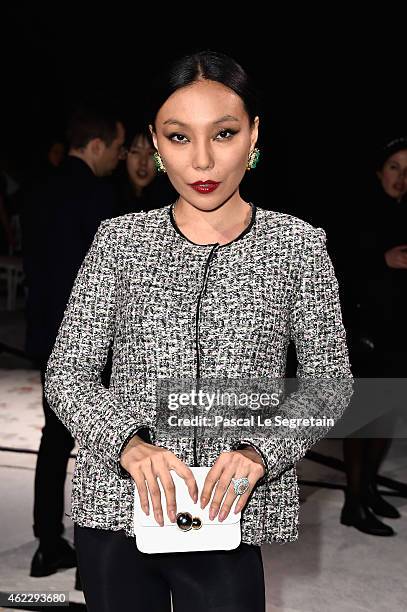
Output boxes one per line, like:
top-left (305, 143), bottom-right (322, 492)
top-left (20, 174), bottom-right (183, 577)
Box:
top-left (231, 477), bottom-right (250, 496)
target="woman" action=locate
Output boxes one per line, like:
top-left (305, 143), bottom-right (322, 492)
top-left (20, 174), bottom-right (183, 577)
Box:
top-left (341, 137), bottom-right (407, 536)
top-left (45, 138), bottom-right (66, 170)
top-left (115, 124), bottom-right (177, 215)
top-left (44, 50), bottom-right (352, 612)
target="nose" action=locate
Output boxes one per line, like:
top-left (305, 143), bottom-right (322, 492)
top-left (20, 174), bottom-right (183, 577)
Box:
top-left (192, 141), bottom-right (214, 171)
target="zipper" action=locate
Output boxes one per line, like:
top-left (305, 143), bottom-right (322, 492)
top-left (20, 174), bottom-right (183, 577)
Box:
top-left (193, 244), bottom-right (219, 466)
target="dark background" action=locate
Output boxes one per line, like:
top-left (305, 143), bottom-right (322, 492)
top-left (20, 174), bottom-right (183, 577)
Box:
top-left (1, 7), bottom-right (406, 231)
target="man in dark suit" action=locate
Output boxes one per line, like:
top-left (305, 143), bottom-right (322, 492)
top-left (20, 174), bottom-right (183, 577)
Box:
top-left (21, 107), bottom-right (125, 581)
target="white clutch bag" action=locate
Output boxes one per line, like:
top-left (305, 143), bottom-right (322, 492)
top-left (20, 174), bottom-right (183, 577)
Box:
top-left (133, 466), bottom-right (242, 554)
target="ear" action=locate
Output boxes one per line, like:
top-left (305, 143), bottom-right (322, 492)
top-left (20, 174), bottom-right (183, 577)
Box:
top-left (89, 138), bottom-right (105, 157)
top-left (250, 116), bottom-right (260, 152)
top-left (149, 124), bottom-right (158, 150)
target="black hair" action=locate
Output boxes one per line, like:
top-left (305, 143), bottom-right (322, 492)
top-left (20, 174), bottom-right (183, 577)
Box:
top-left (374, 135), bottom-right (407, 171)
top-left (66, 106), bottom-right (121, 149)
top-left (147, 49), bottom-right (261, 130)
top-left (124, 121), bottom-right (154, 151)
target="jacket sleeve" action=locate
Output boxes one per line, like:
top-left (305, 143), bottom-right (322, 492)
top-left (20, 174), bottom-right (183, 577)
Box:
top-left (44, 219), bottom-right (154, 480)
top-left (231, 226), bottom-right (353, 484)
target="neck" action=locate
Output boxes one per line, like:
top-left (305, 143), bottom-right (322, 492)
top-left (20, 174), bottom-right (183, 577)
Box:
top-left (129, 179), bottom-right (143, 197)
top-left (173, 194), bottom-right (252, 245)
top-left (69, 150), bottom-right (97, 175)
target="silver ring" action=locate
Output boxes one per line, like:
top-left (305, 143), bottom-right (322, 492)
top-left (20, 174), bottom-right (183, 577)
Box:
top-left (231, 477), bottom-right (250, 496)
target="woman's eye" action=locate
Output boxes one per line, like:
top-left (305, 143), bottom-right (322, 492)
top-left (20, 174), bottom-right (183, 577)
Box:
top-left (216, 129), bottom-right (237, 140)
top-left (169, 133), bottom-right (189, 144)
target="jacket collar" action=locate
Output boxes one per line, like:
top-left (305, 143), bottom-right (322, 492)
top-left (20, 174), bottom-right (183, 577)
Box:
top-left (168, 201), bottom-right (256, 248)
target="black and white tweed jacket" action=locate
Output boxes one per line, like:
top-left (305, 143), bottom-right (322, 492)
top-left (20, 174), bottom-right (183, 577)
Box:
top-left (44, 201), bottom-right (353, 546)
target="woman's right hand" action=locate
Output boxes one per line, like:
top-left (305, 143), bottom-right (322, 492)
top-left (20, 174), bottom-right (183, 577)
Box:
top-left (120, 434), bottom-right (198, 526)
top-left (384, 245), bottom-right (407, 269)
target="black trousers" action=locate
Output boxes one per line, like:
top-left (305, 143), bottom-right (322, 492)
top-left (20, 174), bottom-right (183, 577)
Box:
top-left (33, 350), bottom-right (112, 546)
top-left (74, 525), bottom-right (266, 612)
top-left (33, 364), bottom-right (75, 545)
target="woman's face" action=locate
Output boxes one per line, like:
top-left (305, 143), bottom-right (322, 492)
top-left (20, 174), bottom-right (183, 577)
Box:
top-left (48, 142), bottom-right (65, 167)
top-left (126, 134), bottom-right (156, 189)
top-left (377, 150), bottom-right (407, 201)
top-left (150, 79), bottom-right (259, 210)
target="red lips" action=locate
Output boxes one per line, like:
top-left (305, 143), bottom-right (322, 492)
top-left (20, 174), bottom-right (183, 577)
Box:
top-left (189, 180), bottom-right (220, 185)
top-left (189, 180), bottom-right (221, 194)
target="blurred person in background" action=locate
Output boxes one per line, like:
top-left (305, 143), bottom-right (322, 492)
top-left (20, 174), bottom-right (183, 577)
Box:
top-left (115, 122), bottom-right (176, 215)
top-left (8, 136), bottom-right (67, 250)
top-left (341, 136), bottom-right (407, 536)
top-left (47, 139), bottom-right (65, 169)
top-left (21, 106), bottom-right (124, 585)
top-left (30, 135), bottom-right (66, 179)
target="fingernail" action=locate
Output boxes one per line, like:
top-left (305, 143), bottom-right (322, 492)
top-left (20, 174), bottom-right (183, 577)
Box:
top-left (169, 511), bottom-right (176, 522)
top-left (219, 510), bottom-right (226, 521)
top-left (200, 497), bottom-right (207, 509)
top-left (209, 508), bottom-right (215, 520)
top-left (193, 492), bottom-right (198, 503)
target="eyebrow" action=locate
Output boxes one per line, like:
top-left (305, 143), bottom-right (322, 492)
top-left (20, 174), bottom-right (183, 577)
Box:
top-left (163, 115), bottom-right (240, 127)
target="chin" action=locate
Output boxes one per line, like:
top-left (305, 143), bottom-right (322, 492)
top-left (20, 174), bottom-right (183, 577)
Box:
top-left (390, 191), bottom-right (402, 199)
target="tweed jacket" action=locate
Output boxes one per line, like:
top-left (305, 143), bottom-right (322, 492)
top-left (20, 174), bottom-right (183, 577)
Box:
top-left (44, 201), bottom-right (353, 546)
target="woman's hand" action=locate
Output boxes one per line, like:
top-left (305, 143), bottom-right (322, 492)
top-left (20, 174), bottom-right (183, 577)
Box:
top-left (120, 435), bottom-right (198, 526)
top-left (384, 245), bottom-right (407, 269)
top-left (200, 448), bottom-right (266, 522)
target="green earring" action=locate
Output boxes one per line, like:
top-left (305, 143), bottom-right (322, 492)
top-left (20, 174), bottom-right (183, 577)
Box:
top-left (153, 151), bottom-right (167, 173)
top-left (247, 147), bottom-right (260, 170)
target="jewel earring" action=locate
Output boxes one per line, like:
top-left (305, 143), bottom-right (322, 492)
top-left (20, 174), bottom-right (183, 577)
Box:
top-left (153, 151), bottom-right (167, 173)
top-left (247, 147), bottom-right (261, 170)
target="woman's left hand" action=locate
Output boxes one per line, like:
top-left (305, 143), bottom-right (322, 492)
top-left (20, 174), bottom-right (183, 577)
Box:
top-left (200, 448), bottom-right (266, 521)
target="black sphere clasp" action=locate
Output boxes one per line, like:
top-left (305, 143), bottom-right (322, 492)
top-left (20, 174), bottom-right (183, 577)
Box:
top-left (176, 512), bottom-right (203, 531)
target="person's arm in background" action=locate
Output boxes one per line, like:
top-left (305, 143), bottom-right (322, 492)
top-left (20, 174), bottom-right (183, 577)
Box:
top-left (44, 219), bottom-right (155, 479)
top-left (230, 226), bottom-right (353, 484)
